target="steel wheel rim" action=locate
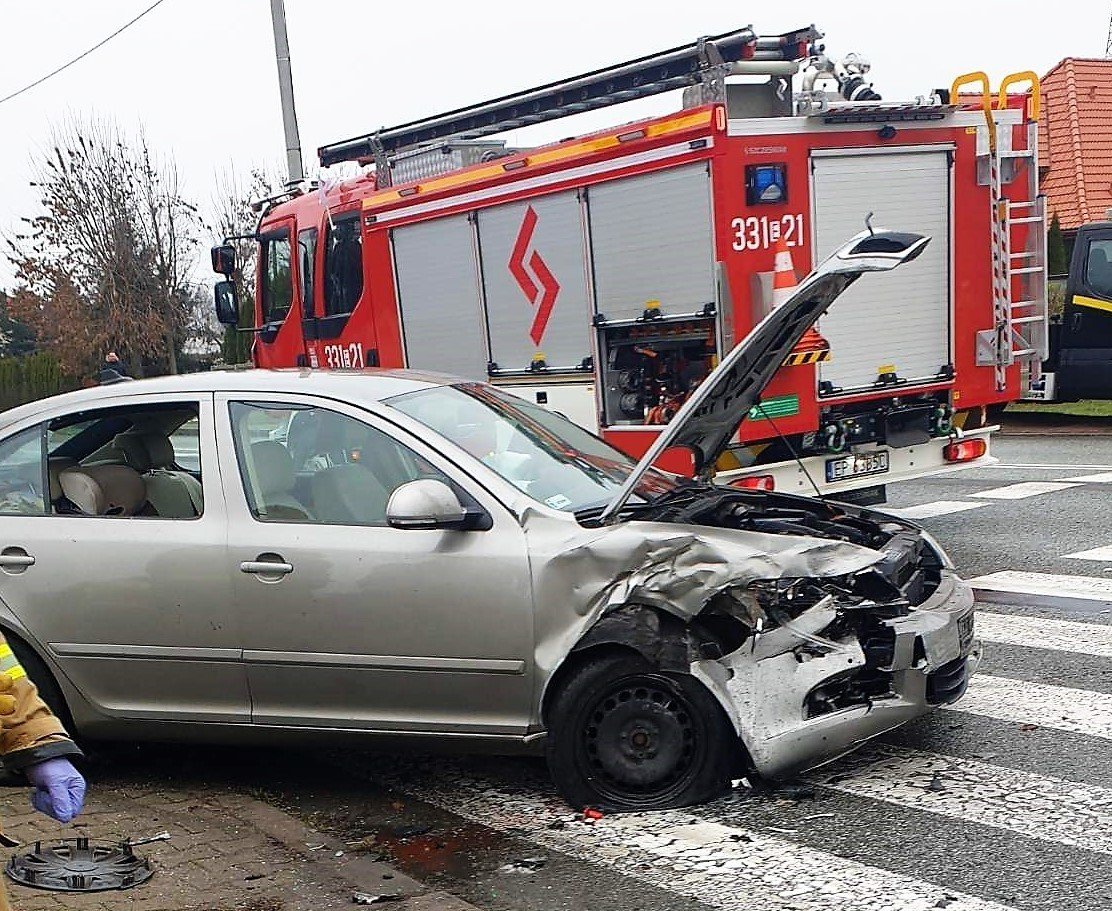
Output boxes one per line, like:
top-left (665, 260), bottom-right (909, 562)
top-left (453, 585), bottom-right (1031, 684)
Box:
top-left (576, 673), bottom-right (707, 807)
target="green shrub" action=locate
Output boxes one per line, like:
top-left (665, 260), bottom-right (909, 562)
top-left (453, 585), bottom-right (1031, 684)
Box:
top-left (0, 353), bottom-right (79, 411)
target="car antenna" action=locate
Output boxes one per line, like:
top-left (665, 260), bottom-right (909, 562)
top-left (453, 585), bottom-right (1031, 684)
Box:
top-left (753, 403), bottom-right (824, 499)
top-left (864, 211), bottom-right (876, 236)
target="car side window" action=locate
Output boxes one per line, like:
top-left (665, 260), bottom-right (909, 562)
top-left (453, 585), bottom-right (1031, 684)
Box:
top-left (261, 231), bottom-right (294, 324)
top-left (0, 426), bottom-right (46, 516)
top-left (45, 403), bottom-right (204, 519)
top-left (323, 215), bottom-right (364, 317)
top-left (1084, 238), bottom-right (1112, 298)
top-left (229, 401), bottom-right (449, 526)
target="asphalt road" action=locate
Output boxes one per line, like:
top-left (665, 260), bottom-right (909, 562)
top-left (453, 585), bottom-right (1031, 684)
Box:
top-left (80, 432), bottom-right (1112, 911)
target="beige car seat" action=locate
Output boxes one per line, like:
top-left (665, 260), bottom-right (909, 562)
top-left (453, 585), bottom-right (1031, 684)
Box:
top-left (47, 457), bottom-right (77, 506)
top-left (111, 431), bottom-right (202, 518)
top-left (309, 463), bottom-right (390, 525)
top-left (58, 465), bottom-right (147, 517)
top-left (250, 442), bottom-right (313, 521)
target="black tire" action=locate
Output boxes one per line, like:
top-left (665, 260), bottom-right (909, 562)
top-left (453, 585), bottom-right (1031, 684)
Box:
top-left (545, 651), bottom-right (735, 812)
top-left (5, 633), bottom-right (74, 733)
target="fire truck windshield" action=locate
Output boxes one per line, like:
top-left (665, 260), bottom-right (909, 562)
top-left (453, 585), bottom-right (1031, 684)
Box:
top-left (387, 383), bottom-right (679, 513)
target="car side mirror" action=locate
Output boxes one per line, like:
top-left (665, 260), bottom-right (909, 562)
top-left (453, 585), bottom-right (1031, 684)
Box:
top-left (387, 479), bottom-right (469, 530)
top-left (215, 281), bottom-right (239, 326)
top-left (211, 244), bottom-right (237, 276)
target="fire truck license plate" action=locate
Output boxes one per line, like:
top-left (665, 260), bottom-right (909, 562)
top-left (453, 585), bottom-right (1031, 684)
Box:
top-left (825, 450), bottom-right (890, 483)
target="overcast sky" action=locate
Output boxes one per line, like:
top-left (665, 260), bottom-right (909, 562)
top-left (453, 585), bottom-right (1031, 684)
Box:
top-left (0, 1), bottom-right (1108, 290)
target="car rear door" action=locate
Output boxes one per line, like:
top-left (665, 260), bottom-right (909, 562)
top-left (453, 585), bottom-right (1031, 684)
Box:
top-left (214, 392), bottom-right (536, 735)
top-left (0, 393), bottom-right (247, 726)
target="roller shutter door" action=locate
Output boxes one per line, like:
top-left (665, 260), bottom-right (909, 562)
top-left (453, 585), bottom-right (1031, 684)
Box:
top-left (587, 164), bottom-right (715, 322)
top-left (391, 215), bottom-right (487, 380)
top-left (811, 150), bottom-right (951, 391)
top-left (477, 192), bottom-right (591, 372)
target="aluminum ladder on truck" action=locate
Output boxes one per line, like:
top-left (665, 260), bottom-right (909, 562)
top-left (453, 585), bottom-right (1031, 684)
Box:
top-left (318, 25), bottom-right (821, 182)
top-left (954, 71), bottom-right (1049, 394)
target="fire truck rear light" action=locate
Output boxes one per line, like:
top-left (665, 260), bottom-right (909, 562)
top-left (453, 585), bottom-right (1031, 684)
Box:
top-left (943, 439), bottom-right (987, 463)
top-left (502, 159), bottom-right (527, 171)
top-left (617, 129), bottom-right (646, 143)
top-left (729, 474), bottom-right (775, 491)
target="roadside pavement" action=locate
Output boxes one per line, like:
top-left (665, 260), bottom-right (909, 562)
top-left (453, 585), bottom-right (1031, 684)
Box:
top-left (0, 747), bottom-right (480, 911)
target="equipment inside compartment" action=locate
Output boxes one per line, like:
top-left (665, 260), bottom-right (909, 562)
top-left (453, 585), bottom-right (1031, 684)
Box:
top-left (598, 315), bottom-right (717, 426)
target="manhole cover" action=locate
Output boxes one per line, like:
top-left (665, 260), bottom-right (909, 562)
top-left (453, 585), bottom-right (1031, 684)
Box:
top-left (6, 838), bottom-right (152, 892)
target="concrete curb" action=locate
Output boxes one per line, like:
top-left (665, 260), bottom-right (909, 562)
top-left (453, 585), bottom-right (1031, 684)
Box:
top-left (230, 795), bottom-right (483, 910)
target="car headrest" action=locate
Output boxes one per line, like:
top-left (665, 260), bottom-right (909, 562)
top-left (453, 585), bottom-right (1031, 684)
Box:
top-left (111, 432), bottom-right (151, 473)
top-left (59, 465), bottom-right (147, 516)
top-left (140, 433), bottom-right (176, 469)
top-left (47, 457), bottom-right (77, 502)
top-left (251, 442), bottom-right (296, 498)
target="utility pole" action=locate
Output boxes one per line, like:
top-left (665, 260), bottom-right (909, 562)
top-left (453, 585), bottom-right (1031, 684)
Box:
top-left (270, 0), bottom-right (305, 185)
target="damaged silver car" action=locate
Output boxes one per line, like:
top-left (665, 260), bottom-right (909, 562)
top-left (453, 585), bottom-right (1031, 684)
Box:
top-left (0, 229), bottom-right (978, 812)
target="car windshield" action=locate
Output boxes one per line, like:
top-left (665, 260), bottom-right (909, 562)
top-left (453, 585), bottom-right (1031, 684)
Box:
top-left (386, 383), bottom-right (679, 512)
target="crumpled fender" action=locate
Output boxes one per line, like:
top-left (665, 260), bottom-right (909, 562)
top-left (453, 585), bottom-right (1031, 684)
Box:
top-left (526, 510), bottom-right (882, 714)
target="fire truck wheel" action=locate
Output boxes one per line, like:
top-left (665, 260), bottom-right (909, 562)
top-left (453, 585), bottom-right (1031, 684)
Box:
top-left (545, 651), bottom-right (734, 812)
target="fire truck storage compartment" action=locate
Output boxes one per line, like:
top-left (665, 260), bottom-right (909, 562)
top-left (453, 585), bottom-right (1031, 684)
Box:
top-left (588, 163), bottom-right (718, 426)
top-left (810, 148), bottom-right (952, 393)
top-left (598, 315), bottom-right (716, 426)
top-left (478, 192), bottom-right (592, 373)
top-left (391, 214), bottom-right (488, 380)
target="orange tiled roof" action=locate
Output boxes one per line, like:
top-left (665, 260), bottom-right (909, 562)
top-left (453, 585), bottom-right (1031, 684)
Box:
top-left (1039, 57), bottom-right (1112, 230)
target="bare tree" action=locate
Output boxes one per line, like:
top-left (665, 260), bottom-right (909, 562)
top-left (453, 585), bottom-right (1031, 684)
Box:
top-left (7, 116), bottom-right (199, 377)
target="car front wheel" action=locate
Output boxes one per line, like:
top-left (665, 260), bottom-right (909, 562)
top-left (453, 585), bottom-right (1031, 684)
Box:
top-left (545, 652), bottom-right (735, 812)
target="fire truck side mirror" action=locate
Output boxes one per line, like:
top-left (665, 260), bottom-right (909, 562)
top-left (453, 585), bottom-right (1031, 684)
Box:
top-left (211, 244), bottom-right (237, 276)
top-left (214, 281), bottom-right (240, 326)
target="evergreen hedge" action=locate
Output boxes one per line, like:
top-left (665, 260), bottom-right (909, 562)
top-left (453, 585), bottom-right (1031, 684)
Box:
top-left (0, 353), bottom-right (79, 412)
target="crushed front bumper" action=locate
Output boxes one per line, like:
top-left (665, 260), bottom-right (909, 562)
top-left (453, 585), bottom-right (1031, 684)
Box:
top-left (694, 569), bottom-right (980, 780)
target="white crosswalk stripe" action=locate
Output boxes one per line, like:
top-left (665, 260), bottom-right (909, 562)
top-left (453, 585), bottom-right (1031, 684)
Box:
top-left (975, 610), bottom-right (1112, 657)
top-left (809, 744), bottom-right (1112, 856)
top-left (887, 500), bottom-right (987, 519)
top-left (971, 481), bottom-right (1080, 499)
top-left (1056, 472), bottom-right (1112, 483)
top-left (1064, 544), bottom-right (1112, 561)
top-left (399, 769), bottom-right (1015, 911)
top-left (946, 673), bottom-right (1112, 740)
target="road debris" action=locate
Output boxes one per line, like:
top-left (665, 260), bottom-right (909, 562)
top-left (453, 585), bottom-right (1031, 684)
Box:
top-left (126, 831), bottom-right (172, 847)
top-left (498, 857), bottom-right (547, 874)
top-left (352, 891), bottom-right (403, 904)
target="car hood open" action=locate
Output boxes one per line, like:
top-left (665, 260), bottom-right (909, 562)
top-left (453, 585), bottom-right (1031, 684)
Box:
top-left (598, 228), bottom-right (931, 524)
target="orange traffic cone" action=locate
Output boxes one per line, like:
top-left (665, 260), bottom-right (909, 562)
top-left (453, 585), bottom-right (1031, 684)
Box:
top-left (770, 238), bottom-right (799, 310)
top-left (770, 238), bottom-right (830, 366)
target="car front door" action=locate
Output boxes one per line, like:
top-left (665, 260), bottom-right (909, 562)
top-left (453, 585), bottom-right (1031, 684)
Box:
top-left (0, 393), bottom-right (247, 726)
top-left (215, 393), bottom-right (535, 735)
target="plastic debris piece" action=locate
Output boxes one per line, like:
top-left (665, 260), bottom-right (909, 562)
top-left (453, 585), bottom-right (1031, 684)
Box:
top-left (6, 839), bottom-right (153, 893)
top-left (498, 857), bottom-right (547, 874)
top-left (126, 831), bottom-right (171, 848)
top-left (582, 807), bottom-right (605, 821)
top-left (353, 891), bottom-right (403, 904)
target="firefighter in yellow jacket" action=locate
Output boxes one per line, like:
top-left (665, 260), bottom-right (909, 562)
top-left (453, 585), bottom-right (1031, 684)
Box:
top-left (0, 636), bottom-right (85, 910)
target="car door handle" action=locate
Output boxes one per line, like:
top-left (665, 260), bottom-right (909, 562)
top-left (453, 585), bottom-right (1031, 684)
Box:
top-left (240, 560), bottom-right (294, 576)
top-left (0, 550), bottom-right (35, 569)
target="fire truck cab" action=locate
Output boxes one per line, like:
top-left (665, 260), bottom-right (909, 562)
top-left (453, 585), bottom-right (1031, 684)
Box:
top-left (214, 25), bottom-right (1047, 502)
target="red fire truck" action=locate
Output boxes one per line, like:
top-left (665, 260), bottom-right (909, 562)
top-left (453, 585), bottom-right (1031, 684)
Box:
top-left (213, 25), bottom-right (1047, 502)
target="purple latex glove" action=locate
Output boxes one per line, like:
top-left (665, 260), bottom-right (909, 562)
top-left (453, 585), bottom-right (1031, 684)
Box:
top-left (25, 758), bottom-right (86, 824)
